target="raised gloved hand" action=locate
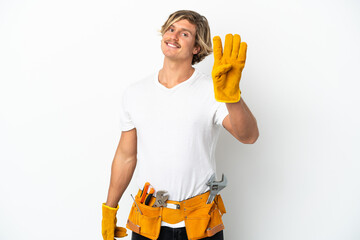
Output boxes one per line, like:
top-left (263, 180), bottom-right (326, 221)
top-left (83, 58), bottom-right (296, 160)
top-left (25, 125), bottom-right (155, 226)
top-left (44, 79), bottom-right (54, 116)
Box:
top-left (102, 203), bottom-right (128, 240)
top-left (211, 34), bottom-right (247, 103)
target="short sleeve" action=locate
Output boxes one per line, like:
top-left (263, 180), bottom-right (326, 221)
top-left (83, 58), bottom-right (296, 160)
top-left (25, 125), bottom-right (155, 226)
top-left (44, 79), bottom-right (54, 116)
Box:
top-left (214, 102), bottom-right (229, 127)
top-left (119, 88), bottom-right (135, 131)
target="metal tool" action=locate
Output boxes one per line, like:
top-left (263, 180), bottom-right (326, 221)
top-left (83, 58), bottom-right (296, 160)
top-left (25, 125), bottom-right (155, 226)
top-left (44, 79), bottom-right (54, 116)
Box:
top-left (152, 190), bottom-right (169, 208)
top-left (130, 194), bottom-right (143, 215)
top-left (206, 173), bottom-right (227, 204)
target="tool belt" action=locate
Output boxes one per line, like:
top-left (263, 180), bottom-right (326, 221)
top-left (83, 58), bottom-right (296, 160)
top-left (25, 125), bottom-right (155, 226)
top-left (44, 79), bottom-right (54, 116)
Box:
top-left (126, 189), bottom-right (226, 240)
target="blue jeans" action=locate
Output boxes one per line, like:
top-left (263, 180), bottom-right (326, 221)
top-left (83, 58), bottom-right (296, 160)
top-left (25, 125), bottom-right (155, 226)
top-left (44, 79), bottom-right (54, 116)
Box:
top-left (131, 227), bottom-right (224, 240)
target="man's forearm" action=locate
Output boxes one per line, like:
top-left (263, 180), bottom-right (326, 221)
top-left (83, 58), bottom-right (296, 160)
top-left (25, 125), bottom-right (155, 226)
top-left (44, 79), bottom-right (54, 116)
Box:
top-left (105, 157), bottom-right (137, 208)
top-left (225, 98), bottom-right (259, 143)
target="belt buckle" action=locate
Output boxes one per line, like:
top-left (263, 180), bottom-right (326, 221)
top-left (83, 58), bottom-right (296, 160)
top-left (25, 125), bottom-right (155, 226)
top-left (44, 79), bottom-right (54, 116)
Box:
top-left (166, 203), bottom-right (180, 210)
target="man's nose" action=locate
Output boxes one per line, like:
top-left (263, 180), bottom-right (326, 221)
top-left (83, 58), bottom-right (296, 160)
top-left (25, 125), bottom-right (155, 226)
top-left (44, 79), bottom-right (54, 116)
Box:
top-left (169, 30), bottom-right (179, 40)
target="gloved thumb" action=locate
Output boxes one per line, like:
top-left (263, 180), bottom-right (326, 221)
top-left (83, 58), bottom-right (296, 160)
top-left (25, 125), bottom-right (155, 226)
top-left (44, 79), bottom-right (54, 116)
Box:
top-left (212, 64), bottom-right (232, 79)
top-left (114, 226), bottom-right (128, 238)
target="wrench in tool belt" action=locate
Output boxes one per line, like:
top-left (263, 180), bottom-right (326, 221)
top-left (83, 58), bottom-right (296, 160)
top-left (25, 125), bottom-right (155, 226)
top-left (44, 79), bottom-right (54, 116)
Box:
top-left (152, 190), bottom-right (169, 208)
top-left (206, 173), bottom-right (227, 204)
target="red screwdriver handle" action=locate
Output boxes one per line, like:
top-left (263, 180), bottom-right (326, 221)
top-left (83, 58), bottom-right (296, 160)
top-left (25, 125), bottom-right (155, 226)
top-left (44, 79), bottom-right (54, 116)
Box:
top-left (140, 182), bottom-right (150, 204)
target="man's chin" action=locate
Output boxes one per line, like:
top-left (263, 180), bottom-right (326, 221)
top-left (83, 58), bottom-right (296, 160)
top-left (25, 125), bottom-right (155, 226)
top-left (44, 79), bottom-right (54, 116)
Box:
top-left (161, 51), bottom-right (178, 60)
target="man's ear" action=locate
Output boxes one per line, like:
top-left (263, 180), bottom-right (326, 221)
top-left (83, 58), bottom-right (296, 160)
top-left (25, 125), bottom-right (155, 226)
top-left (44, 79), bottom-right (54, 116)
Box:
top-left (193, 45), bottom-right (200, 55)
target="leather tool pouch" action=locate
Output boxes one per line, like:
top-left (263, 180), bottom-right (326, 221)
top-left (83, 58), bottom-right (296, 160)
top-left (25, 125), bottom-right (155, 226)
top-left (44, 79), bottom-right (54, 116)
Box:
top-left (184, 194), bottom-right (226, 239)
top-left (206, 194), bottom-right (226, 237)
top-left (184, 201), bottom-right (214, 239)
top-left (126, 195), bottom-right (162, 240)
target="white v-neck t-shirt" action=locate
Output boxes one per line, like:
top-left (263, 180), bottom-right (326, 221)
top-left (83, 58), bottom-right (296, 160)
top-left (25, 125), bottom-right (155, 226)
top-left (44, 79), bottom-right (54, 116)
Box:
top-left (120, 68), bottom-right (229, 227)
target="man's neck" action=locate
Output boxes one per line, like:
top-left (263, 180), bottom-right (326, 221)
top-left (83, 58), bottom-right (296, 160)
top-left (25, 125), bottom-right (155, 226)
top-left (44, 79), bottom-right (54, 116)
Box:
top-left (158, 59), bottom-right (195, 89)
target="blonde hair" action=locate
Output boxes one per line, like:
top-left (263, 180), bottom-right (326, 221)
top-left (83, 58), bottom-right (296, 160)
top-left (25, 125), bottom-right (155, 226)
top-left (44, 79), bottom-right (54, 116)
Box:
top-left (159, 10), bottom-right (213, 65)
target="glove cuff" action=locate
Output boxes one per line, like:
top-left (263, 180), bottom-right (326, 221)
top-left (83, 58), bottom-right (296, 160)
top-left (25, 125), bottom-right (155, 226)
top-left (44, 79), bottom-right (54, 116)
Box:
top-left (102, 203), bottom-right (119, 211)
top-left (214, 86), bottom-right (241, 103)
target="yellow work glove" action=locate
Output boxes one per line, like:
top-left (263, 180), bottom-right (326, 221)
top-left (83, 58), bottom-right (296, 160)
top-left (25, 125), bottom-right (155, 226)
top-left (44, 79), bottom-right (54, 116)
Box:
top-left (211, 34), bottom-right (247, 103)
top-left (102, 203), bottom-right (128, 240)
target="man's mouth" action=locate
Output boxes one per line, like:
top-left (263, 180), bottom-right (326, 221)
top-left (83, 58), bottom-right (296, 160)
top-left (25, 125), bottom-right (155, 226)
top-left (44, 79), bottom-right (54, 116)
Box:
top-left (166, 41), bottom-right (180, 48)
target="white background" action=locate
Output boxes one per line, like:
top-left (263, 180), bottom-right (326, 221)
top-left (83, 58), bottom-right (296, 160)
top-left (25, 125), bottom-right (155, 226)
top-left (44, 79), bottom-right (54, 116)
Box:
top-left (1, 0), bottom-right (359, 239)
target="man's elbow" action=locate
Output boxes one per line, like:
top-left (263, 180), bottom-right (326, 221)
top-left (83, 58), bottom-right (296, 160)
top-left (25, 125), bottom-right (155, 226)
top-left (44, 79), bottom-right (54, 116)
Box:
top-left (238, 132), bottom-right (259, 144)
top-left (247, 134), bottom-right (259, 144)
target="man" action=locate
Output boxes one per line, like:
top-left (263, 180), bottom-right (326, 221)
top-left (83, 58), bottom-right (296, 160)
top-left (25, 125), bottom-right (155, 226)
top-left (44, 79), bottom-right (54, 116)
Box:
top-left (102, 10), bottom-right (259, 240)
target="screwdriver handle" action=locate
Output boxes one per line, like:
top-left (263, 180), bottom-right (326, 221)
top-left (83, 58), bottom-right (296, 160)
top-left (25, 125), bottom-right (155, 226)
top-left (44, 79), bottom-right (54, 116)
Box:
top-left (145, 188), bottom-right (155, 205)
top-left (140, 182), bottom-right (150, 204)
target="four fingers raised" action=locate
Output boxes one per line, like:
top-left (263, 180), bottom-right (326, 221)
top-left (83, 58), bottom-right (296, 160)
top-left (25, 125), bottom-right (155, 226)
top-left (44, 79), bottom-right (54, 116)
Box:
top-left (213, 34), bottom-right (247, 62)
